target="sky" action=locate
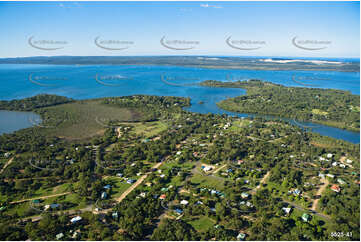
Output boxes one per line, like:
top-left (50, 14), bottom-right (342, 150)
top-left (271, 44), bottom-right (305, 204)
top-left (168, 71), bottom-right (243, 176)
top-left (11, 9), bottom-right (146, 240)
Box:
top-left (0, 1), bottom-right (359, 58)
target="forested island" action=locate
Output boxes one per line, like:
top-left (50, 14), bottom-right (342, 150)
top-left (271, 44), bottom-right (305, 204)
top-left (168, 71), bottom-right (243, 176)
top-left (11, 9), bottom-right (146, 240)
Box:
top-left (0, 94), bottom-right (359, 241)
top-left (201, 80), bottom-right (360, 132)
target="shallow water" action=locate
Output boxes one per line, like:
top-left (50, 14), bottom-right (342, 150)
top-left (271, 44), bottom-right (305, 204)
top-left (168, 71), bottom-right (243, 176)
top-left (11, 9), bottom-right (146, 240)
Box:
top-left (0, 64), bottom-right (359, 143)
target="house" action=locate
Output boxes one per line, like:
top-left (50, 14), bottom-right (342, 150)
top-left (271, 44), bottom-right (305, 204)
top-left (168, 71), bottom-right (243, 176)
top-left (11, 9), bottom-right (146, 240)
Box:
top-left (44, 204), bottom-right (50, 210)
top-left (140, 192), bottom-right (146, 198)
top-left (103, 185), bottom-right (111, 189)
top-left (241, 192), bottom-right (249, 199)
top-left (346, 159), bottom-right (353, 164)
top-left (246, 201), bottom-right (253, 207)
top-left (331, 184), bottom-right (341, 193)
top-left (4, 152), bottom-right (11, 158)
top-left (116, 173), bottom-right (123, 177)
top-left (160, 174), bottom-right (165, 178)
top-left (176, 151), bottom-right (182, 155)
top-left (339, 164), bottom-right (346, 168)
top-left (293, 189), bottom-right (301, 196)
top-left (302, 213), bottom-right (311, 222)
top-left (180, 200), bottom-right (189, 205)
top-left (203, 166), bottom-right (213, 172)
top-left (32, 199), bottom-right (41, 204)
top-left (319, 173), bottom-right (325, 178)
top-left (127, 179), bottom-right (136, 184)
top-left (237, 233), bottom-right (246, 241)
top-left (195, 201), bottom-right (203, 205)
top-left (159, 194), bottom-right (166, 200)
top-left (101, 192), bottom-right (107, 199)
top-left (319, 157), bottom-right (326, 161)
top-left (227, 168), bottom-right (233, 173)
top-left (332, 162), bottom-right (338, 167)
top-left (161, 187), bottom-right (168, 192)
top-left (337, 178), bottom-right (346, 185)
top-left (326, 174), bottom-right (335, 178)
top-left (56, 233), bottom-right (64, 240)
top-left (282, 207), bottom-right (292, 215)
top-left (327, 153), bottom-right (333, 158)
top-left (70, 216), bottom-right (82, 223)
top-left (72, 232), bottom-right (79, 239)
top-left (237, 160), bottom-right (244, 165)
top-left (174, 208), bottom-right (183, 215)
top-left (112, 212), bottom-right (118, 219)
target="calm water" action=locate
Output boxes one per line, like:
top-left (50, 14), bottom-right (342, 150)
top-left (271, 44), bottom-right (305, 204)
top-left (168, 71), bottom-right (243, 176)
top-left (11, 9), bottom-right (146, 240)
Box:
top-left (0, 64), bottom-right (359, 143)
top-left (0, 110), bottom-right (41, 135)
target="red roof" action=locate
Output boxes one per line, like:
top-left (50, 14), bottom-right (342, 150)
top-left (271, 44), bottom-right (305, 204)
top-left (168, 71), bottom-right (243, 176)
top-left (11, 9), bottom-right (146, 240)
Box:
top-left (159, 194), bottom-right (166, 199)
top-left (331, 184), bottom-right (340, 192)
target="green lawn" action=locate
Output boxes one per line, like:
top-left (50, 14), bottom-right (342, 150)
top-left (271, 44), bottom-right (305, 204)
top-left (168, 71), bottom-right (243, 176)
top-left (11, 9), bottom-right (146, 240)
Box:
top-left (190, 173), bottom-right (226, 190)
top-left (103, 176), bottom-right (132, 198)
top-left (187, 216), bottom-right (215, 232)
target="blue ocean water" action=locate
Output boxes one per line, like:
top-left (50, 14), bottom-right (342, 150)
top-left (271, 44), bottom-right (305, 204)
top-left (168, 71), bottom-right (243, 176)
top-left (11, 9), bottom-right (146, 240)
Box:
top-left (0, 64), bottom-right (359, 143)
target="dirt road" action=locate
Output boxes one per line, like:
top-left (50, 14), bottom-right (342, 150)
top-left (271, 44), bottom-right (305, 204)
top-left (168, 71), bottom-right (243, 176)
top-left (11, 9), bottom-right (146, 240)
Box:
top-left (251, 171), bottom-right (271, 194)
top-left (0, 157), bottom-right (14, 174)
top-left (10, 192), bottom-right (71, 204)
top-left (311, 177), bottom-right (329, 211)
top-left (115, 162), bottom-right (162, 203)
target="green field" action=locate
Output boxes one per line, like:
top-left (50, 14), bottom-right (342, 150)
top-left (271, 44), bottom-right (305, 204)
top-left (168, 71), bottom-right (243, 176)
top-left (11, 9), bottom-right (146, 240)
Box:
top-left (187, 216), bottom-right (215, 232)
top-left (36, 100), bottom-right (144, 140)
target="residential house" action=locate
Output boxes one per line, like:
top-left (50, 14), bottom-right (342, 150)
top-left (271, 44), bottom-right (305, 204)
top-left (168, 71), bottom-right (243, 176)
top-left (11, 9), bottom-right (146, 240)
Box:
top-left (282, 207), bottom-right (292, 215)
top-left (70, 216), bottom-right (82, 223)
top-left (56, 233), bottom-right (64, 240)
top-left (159, 194), bottom-right (166, 200)
top-left (302, 213), bottom-right (311, 222)
top-left (331, 184), bottom-right (341, 193)
top-left (101, 192), bottom-right (107, 199)
top-left (237, 233), bottom-right (246, 241)
top-left (180, 200), bottom-right (189, 205)
top-left (174, 208), bottom-right (183, 215)
top-left (326, 174), bottom-right (335, 178)
top-left (337, 179), bottom-right (346, 185)
top-left (241, 192), bottom-right (249, 199)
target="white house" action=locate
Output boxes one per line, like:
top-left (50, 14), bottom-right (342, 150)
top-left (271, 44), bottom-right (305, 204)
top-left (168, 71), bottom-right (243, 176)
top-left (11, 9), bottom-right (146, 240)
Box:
top-left (180, 200), bottom-right (189, 205)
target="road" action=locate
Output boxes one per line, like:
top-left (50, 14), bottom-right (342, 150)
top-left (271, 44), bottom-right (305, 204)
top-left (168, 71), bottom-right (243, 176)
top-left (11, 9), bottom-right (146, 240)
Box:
top-left (115, 162), bottom-right (163, 203)
top-left (10, 192), bottom-right (71, 204)
top-left (20, 205), bottom-right (93, 222)
top-left (0, 156), bottom-right (14, 174)
top-left (311, 177), bottom-right (329, 211)
top-left (251, 171), bottom-right (271, 194)
top-left (212, 164), bottom-right (227, 174)
top-left (284, 199), bottom-right (330, 221)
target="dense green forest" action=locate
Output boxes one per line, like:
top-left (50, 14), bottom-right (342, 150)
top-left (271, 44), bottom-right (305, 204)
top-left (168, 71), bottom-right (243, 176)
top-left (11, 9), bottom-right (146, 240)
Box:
top-left (201, 80), bottom-right (360, 132)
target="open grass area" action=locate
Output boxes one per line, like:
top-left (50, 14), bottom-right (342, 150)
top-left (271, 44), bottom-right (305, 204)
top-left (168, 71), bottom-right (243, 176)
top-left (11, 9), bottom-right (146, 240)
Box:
top-left (125, 121), bottom-right (168, 138)
top-left (187, 216), bottom-right (215, 232)
top-left (190, 173), bottom-right (226, 190)
top-left (37, 100), bottom-right (143, 140)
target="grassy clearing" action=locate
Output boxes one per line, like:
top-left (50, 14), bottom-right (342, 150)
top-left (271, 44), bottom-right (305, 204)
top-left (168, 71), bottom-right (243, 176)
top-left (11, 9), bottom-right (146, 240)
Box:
top-left (187, 216), bottom-right (215, 232)
top-left (126, 121), bottom-right (168, 138)
top-left (38, 100), bottom-right (143, 140)
top-left (311, 109), bottom-right (328, 116)
top-left (103, 176), bottom-right (132, 198)
top-left (190, 173), bottom-right (225, 190)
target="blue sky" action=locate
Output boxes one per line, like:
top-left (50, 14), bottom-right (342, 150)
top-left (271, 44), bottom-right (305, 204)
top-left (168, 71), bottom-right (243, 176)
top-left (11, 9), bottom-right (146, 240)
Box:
top-left (0, 1), bottom-right (359, 58)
